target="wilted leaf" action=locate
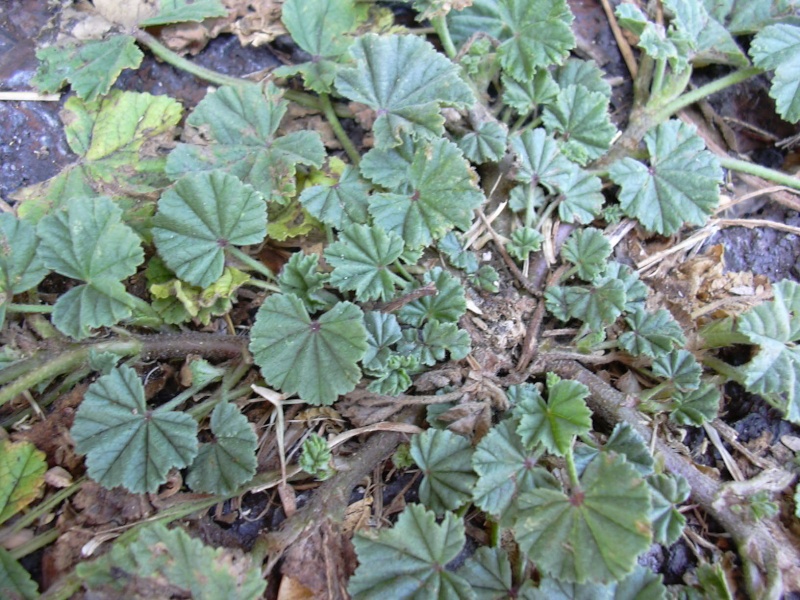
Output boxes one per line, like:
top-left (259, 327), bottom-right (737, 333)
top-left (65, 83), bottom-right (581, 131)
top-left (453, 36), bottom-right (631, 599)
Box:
top-left (647, 473), bottom-right (689, 545)
top-left (334, 34), bottom-right (475, 148)
top-left (249, 294), bottom-right (367, 405)
top-left (349, 504), bottom-right (473, 599)
top-left (186, 402), bottom-right (257, 495)
top-left (542, 85), bottom-right (616, 164)
top-left (0, 548), bottom-right (38, 600)
top-left (71, 366), bottom-right (198, 494)
top-left (0, 440), bottom-right (47, 526)
top-left (515, 453), bottom-right (652, 584)
top-left (608, 120), bottom-right (722, 235)
top-left (152, 171), bottom-right (266, 288)
top-left (411, 429), bottom-right (477, 514)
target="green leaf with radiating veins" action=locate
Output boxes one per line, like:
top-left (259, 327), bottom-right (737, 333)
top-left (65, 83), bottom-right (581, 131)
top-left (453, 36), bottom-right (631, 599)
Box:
top-left (542, 84), bottom-right (617, 164)
top-left (411, 429), bottom-right (477, 515)
top-left (515, 452), bottom-right (652, 584)
top-left (0, 440), bottom-right (46, 526)
top-left (609, 120), bottom-right (722, 235)
top-left (457, 547), bottom-right (517, 600)
top-left (249, 294), bottom-right (367, 405)
top-left (334, 34), bottom-right (475, 148)
top-left (507, 227), bottom-right (543, 261)
top-left (33, 35), bottom-right (143, 101)
top-left (349, 504), bottom-right (474, 599)
top-left (139, 0), bottom-right (228, 26)
top-left (299, 166), bottom-right (370, 229)
top-left (400, 320), bottom-right (471, 366)
top-left (0, 547), bottom-right (38, 600)
top-left (472, 417), bottom-right (560, 526)
top-left (511, 128), bottom-right (571, 189)
top-left (619, 308), bottom-right (685, 358)
top-left (448, 0), bottom-right (575, 82)
top-left (325, 224), bottom-right (406, 301)
top-left (71, 366), bottom-right (198, 494)
top-left (555, 59), bottom-right (612, 97)
top-left (167, 84), bottom-right (325, 202)
top-left (0, 214), bottom-right (49, 327)
top-left (751, 24), bottom-right (800, 123)
top-left (553, 162), bottom-right (605, 223)
top-left (362, 311), bottom-right (403, 374)
top-left (515, 373), bottom-right (592, 455)
top-left (368, 137), bottom-right (485, 248)
top-left (277, 252), bottom-right (334, 312)
top-left (545, 277), bottom-right (627, 330)
top-left (502, 71), bottom-right (560, 114)
top-left (398, 267), bottom-right (467, 326)
top-left (186, 402), bottom-right (257, 495)
top-left (299, 433), bottom-right (335, 480)
top-left (530, 565), bottom-right (665, 600)
top-left (574, 422), bottom-right (655, 478)
top-left (457, 121), bottom-right (508, 164)
top-left (647, 473), bottom-right (689, 545)
top-left (669, 381), bottom-right (720, 426)
top-left (438, 232), bottom-right (479, 273)
top-left (562, 227), bottom-right (612, 281)
top-left (652, 349), bottom-right (702, 392)
top-left (152, 171), bottom-right (266, 289)
top-left (359, 135), bottom-right (416, 188)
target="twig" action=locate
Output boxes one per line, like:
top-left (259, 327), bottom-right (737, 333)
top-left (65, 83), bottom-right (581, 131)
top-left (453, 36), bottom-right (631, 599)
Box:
top-left (0, 91), bottom-right (60, 101)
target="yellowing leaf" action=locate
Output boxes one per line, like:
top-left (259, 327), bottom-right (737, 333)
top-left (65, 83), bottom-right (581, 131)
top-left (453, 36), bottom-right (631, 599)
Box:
top-left (0, 440), bottom-right (47, 526)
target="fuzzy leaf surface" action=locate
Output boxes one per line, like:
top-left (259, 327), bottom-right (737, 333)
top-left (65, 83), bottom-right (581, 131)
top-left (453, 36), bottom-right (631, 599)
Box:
top-left (542, 85), bottom-right (616, 164)
top-left (33, 35), bottom-right (142, 101)
top-left (139, 0), bottom-right (227, 25)
top-left (70, 366), bottom-right (198, 494)
top-left (457, 547), bottom-right (515, 600)
top-left (152, 171), bottom-right (266, 288)
top-left (447, 0), bottom-right (575, 82)
top-left (299, 433), bottom-right (334, 480)
top-left (668, 382), bottom-right (720, 426)
top-left (457, 121), bottom-right (508, 164)
top-left (334, 34), bottom-right (475, 148)
top-left (515, 374), bottom-right (592, 455)
top-left (608, 120), bottom-right (722, 235)
top-left (368, 138), bottom-right (484, 248)
top-left (0, 440), bottom-right (47, 526)
top-left (515, 453), bottom-right (652, 584)
top-left (250, 294), bottom-right (367, 405)
top-left (0, 548), bottom-right (38, 600)
top-left (751, 24), bottom-right (800, 122)
top-left (167, 84), bottom-right (324, 202)
top-left (349, 504), bottom-right (473, 599)
top-left (411, 429), bottom-right (476, 514)
top-left (186, 402), bottom-right (257, 495)
top-left (325, 224), bottom-right (405, 301)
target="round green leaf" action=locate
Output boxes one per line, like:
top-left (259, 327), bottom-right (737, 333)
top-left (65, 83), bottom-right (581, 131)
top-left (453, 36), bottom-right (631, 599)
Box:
top-left (153, 171), bottom-right (267, 288)
top-left (411, 429), bottom-right (477, 515)
top-left (249, 294), bottom-right (367, 405)
top-left (0, 214), bottom-right (48, 299)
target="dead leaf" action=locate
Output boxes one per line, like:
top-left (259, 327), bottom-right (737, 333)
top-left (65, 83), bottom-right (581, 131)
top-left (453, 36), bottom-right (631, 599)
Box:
top-left (278, 576), bottom-right (316, 600)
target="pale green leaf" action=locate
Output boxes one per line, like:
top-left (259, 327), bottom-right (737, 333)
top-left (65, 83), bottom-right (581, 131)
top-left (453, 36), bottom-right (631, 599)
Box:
top-left (502, 70), bottom-right (559, 114)
top-left (152, 171), bottom-right (266, 288)
top-left (457, 121), bottom-right (508, 164)
top-left (724, 0), bottom-right (800, 35)
top-left (529, 565), bottom-right (665, 599)
top-left (249, 294), bottom-right (367, 405)
top-left (325, 224), bottom-right (405, 301)
top-left (33, 35), bottom-right (143, 101)
top-left (457, 547), bottom-right (514, 600)
top-left (78, 522), bottom-right (265, 600)
top-left (751, 24), bottom-right (800, 122)
top-left (368, 138), bottom-right (484, 248)
top-left (603, 261), bottom-right (649, 312)
top-left (359, 135), bottom-right (416, 189)
top-left (472, 418), bottom-right (560, 526)
top-left (608, 120), bottom-right (722, 235)
top-left (669, 382), bottom-right (720, 426)
top-left (0, 440), bottom-right (46, 526)
top-left (514, 373), bottom-right (592, 455)
top-left (139, 0), bottom-right (227, 26)
top-left (694, 561), bottom-right (734, 600)
top-left (167, 84), bottom-right (325, 202)
top-left (508, 184), bottom-right (546, 218)
top-left (438, 232), bottom-right (479, 273)
top-left (362, 311), bottom-right (403, 374)
top-left (613, 565), bottom-right (666, 600)
top-left (470, 265), bottom-right (500, 293)
top-left (511, 128), bottom-right (573, 190)
top-left (277, 252), bottom-right (333, 312)
top-left (615, 3), bottom-right (648, 36)
top-left (0, 214), bottom-right (48, 326)
top-left (50, 280), bottom-right (135, 340)
top-left (542, 85), bottom-right (616, 164)
top-left (546, 278), bottom-right (627, 329)
top-left (368, 354), bottom-right (417, 395)
top-left (507, 227), bottom-right (543, 261)
top-left (647, 473), bottom-right (689, 545)
top-left (552, 162), bottom-right (605, 223)
top-left (349, 504), bottom-right (474, 599)
top-left (400, 320), bottom-right (471, 366)
top-left (411, 429), bottom-right (477, 514)
top-left (620, 308), bottom-right (685, 358)
top-left (448, 0), bottom-right (575, 82)
top-left (299, 166), bottom-right (370, 229)
top-left (555, 59), bottom-right (612, 97)
top-left (664, 0), bottom-right (749, 67)
top-left (71, 366), bottom-right (198, 494)
top-left (186, 402), bottom-right (257, 495)
top-left (334, 34), bottom-right (475, 148)
top-left (0, 548), bottom-right (38, 600)
top-left (398, 267), bottom-right (467, 326)
top-left (562, 227), bottom-right (612, 281)
top-left (574, 422), bottom-right (655, 477)
top-left (515, 453), bottom-right (652, 584)
top-left (300, 433), bottom-right (335, 480)
top-left (652, 349), bottom-right (702, 392)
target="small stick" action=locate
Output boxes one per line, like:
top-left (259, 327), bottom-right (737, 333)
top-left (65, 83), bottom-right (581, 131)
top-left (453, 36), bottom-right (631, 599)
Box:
top-left (600, 0), bottom-right (638, 78)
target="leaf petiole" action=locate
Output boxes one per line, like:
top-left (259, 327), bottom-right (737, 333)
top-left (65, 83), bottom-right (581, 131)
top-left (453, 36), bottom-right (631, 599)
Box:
top-left (320, 92), bottom-right (361, 165)
top-left (718, 155), bottom-right (800, 191)
top-left (227, 246), bottom-right (278, 282)
top-left (5, 303), bottom-right (53, 313)
top-left (431, 15), bottom-right (458, 59)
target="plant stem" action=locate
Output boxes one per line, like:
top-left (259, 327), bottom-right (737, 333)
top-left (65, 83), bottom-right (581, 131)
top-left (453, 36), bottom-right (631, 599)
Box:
top-left (564, 444), bottom-right (581, 489)
top-left (10, 528), bottom-right (60, 560)
top-left (718, 155), bottom-right (800, 191)
top-left (320, 92), bottom-right (361, 165)
top-left (227, 247), bottom-right (277, 282)
top-left (6, 303), bottom-right (53, 313)
top-left (431, 15), bottom-right (458, 59)
top-left (156, 380), bottom-right (216, 414)
top-left (652, 67), bottom-right (762, 123)
top-left (651, 57), bottom-right (667, 97)
top-left (5, 478), bottom-right (85, 536)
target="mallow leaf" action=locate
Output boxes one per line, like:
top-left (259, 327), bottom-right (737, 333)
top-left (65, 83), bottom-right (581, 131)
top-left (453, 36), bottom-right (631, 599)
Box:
top-left (0, 547), bottom-right (38, 600)
top-left (530, 565), bottom-right (665, 600)
top-left (368, 138), bottom-right (484, 248)
top-left (545, 278), bottom-right (627, 330)
top-left (0, 440), bottom-right (47, 526)
top-left (511, 129), bottom-right (572, 189)
top-left (299, 166), bottom-right (370, 229)
top-left (139, 0), bottom-right (228, 26)
top-left (37, 196), bottom-right (143, 339)
top-left (447, 0), bottom-right (575, 82)
top-left (186, 402), bottom-right (257, 495)
top-left (438, 232), bottom-right (479, 273)
top-left (71, 366), bottom-right (198, 494)
top-left (334, 34), bottom-right (475, 148)
top-left (608, 120), bottom-right (722, 235)
top-left (457, 121), bottom-right (508, 164)
top-left (398, 267), bottom-right (467, 326)
top-left (750, 24), bottom-right (800, 123)
top-left (277, 252), bottom-right (333, 312)
top-left (33, 35), bottom-right (143, 101)
top-left (0, 214), bottom-right (49, 327)
top-left (562, 227), bottom-right (612, 281)
top-left (325, 223), bottom-right (405, 301)
top-left (619, 308), bottom-right (686, 358)
top-left (668, 381), bottom-right (720, 426)
top-left (152, 171), bottom-right (267, 289)
top-left (574, 422), bottom-right (655, 478)
top-left (167, 84), bottom-right (325, 203)
top-left (514, 452), bottom-right (652, 584)
top-left (362, 311), bottom-right (403, 374)
top-left (647, 473), bottom-right (690, 545)
top-left (411, 429), bottom-right (477, 515)
top-left (502, 70), bottom-right (559, 114)
top-left (349, 504), bottom-right (473, 599)
top-left (249, 294), bottom-right (367, 405)
top-left (299, 433), bottom-right (335, 480)
top-left (507, 227), bottom-right (543, 261)
top-left (555, 59), bottom-right (612, 97)
top-left (514, 373), bottom-right (592, 455)
top-left (652, 349), bottom-right (702, 392)
top-left (457, 547), bottom-right (515, 600)
top-left (400, 320), bottom-right (471, 366)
